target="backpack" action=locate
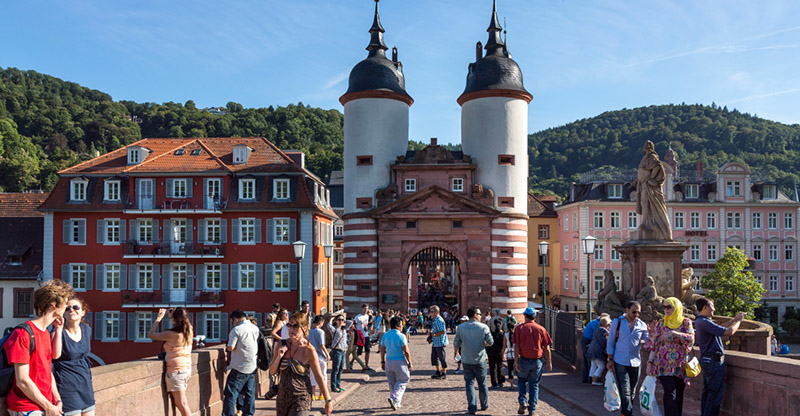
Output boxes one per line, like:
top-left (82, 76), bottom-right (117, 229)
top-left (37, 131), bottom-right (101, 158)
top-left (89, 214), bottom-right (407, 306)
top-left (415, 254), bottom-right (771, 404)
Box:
top-left (256, 332), bottom-right (272, 371)
top-left (0, 323), bottom-right (36, 396)
top-left (353, 328), bottom-right (365, 347)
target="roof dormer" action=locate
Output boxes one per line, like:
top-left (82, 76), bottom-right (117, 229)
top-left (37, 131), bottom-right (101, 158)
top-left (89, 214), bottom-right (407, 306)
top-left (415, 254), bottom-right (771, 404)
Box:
top-left (233, 144), bottom-right (253, 165)
top-left (127, 145), bottom-right (150, 165)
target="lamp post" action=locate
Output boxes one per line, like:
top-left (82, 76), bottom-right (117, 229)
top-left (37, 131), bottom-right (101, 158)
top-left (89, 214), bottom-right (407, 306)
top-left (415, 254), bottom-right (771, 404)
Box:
top-left (581, 235), bottom-right (596, 322)
top-left (293, 240), bottom-right (307, 310)
top-left (538, 241), bottom-right (549, 308)
top-left (324, 244), bottom-right (333, 313)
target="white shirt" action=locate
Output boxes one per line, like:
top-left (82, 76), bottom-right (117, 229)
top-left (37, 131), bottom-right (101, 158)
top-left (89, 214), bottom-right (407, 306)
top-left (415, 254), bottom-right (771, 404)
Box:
top-left (354, 313), bottom-right (369, 333)
top-left (227, 320), bottom-right (260, 374)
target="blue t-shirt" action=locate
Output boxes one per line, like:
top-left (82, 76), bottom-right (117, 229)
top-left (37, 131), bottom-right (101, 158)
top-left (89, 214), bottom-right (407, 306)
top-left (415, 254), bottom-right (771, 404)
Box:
top-left (583, 319), bottom-right (600, 340)
top-left (380, 329), bottom-right (408, 361)
top-left (695, 315), bottom-right (726, 357)
top-left (53, 324), bottom-right (95, 413)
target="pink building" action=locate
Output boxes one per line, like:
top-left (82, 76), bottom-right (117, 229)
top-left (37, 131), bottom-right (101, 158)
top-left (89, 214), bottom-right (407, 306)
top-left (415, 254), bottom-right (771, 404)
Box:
top-left (557, 152), bottom-right (799, 325)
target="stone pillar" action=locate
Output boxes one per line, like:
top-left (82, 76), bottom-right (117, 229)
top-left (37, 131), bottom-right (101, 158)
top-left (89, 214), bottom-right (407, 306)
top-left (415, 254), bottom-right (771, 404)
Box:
top-left (616, 241), bottom-right (687, 301)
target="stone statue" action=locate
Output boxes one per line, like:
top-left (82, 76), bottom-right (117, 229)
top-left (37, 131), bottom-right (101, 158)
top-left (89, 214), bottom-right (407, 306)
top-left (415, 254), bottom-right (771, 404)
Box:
top-left (634, 140), bottom-right (673, 241)
top-left (680, 267), bottom-right (701, 316)
top-left (636, 275), bottom-right (665, 322)
top-left (595, 269), bottom-right (625, 318)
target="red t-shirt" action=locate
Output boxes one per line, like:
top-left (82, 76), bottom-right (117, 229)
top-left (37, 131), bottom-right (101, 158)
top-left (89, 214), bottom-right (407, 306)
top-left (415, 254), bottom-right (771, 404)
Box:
top-left (512, 321), bottom-right (552, 359)
top-left (4, 321), bottom-right (54, 411)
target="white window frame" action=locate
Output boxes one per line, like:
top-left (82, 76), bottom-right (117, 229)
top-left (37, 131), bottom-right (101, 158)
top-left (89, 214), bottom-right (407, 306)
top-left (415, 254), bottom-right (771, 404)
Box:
top-left (334, 224), bottom-right (343, 237)
top-left (239, 263), bottom-right (256, 291)
top-left (239, 178), bottom-right (256, 200)
top-left (70, 219), bottom-right (86, 245)
top-left (451, 178), bottom-right (464, 192)
top-left (136, 312), bottom-right (153, 342)
top-left (572, 244), bottom-right (577, 262)
top-left (103, 311), bottom-right (120, 341)
top-left (690, 212), bottom-right (700, 229)
top-left (593, 212), bottom-right (603, 228)
top-left (768, 212), bottom-right (777, 229)
top-left (752, 213), bottom-right (762, 229)
top-left (610, 247), bottom-right (620, 261)
top-left (628, 212), bottom-right (638, 229)
top-left (763, 185), bottom-right (777, 200)
top-left (273, 263), bottom-right (290, 291)
top-left (769, 244), bottom-right (779, 261)
top-left (594, 244), bottom-right (604, 261)
top-left (105, 219), bottom-right (121, 244)
top-left (128, 149), bottom-right (140, 164)
top-left (104, 263), bottom-right (121, 291)
top-left (564, 271), bottom-right (569, 290)
top-left (274, 179), bottom-right (290, 200)
top-left (71, 264), bottom-right (87, 291)
top-left (707, 244), bottom-right (718, 261)
top-left (726, 181), bottom-right (741, 197)
top-left (786, 244), bottom-right (794, 261)
top-left (70, 179), bottom-right (88, 201)
top-left (674, 212), bottom-right (685, 229)
top-left (786, 275), bottom-right (795, 292)
top-left (707, 212), bottom-right (716, 229)
top-left (206, 219), bottom-right (221, 244)
top-left (404, 178), bottom-right (416, 193)
top-left (105, 180), bottom-right (121, 202)
top-left (726, 212), bottom-right (741, 229)
top-left (240, 218), bottom-right (256, 244)
top-left (785, 213), bottom-right (794, 229)
top-left (690, 245), bottom-right (700, 261)
top-left (138, 264), bottom-right (154, 291)
top-left (594, 275), bottom-right (604, 293)
top-left (564, 216), bottom-right (569, 231)
top-left (275, 218), bottom-right (290, 244)
top-left (138, 219), bottom-right (153, 243)
top-left (769, 275), bottom-right (779, 292)
top-left (752, 245), bottom-right (762, 261)
top-left (607, 184), bottom-right (622, 199)
top-left (205, 311), bottom-right (222, 341)
top-left (610, 212), bottom-right (620, 229)
top-left (172, 179), bottom-right (188, 198)
top-left (685, 184), bottom-right (698, 199)
top-left (206, 263), bottom-right (222, 290)
top-left (573, 213), bottom-right (577, 230)
top-left (334, 272), bottom-right (343, 289)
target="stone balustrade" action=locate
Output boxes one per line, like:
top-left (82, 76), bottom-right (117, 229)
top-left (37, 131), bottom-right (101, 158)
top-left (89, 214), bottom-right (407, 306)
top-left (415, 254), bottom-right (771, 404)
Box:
top-left (711, 315), bottom-right (773, 355)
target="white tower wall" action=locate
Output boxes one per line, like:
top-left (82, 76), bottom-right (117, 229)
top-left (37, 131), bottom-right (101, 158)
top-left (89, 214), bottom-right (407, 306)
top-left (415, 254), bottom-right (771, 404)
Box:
top-left (343, 97), bottom-right (409, 214)
top-left (461, 96), bottom-right (529, 214)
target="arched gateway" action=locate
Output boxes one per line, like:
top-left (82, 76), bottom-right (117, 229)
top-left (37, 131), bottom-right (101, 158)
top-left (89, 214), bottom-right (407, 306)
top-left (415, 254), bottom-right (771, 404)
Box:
top-left (407, 246), bottom-right (461, 311)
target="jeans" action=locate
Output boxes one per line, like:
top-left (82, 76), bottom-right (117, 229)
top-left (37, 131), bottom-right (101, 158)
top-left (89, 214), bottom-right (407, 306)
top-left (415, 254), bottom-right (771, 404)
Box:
top-left (700, 359), bottom-right (725, 416)
top-left (517, 357), bottom-right (544, 412)
top-left (330, 348), bottom-right (346, 390)
top-left (462, 362), bottom-right (489, 412)
top-left (580, 337), bottom-right (592, 382)
top-left (385, 360), bottom-right (410, 405)
top-left (659, 375), bottom-right (685, 416)
top-left (614, 362), bottom-right (640, 416)
top-left (222, 369), bottom-right (256, 416)
top-left (488, 353), bottom-right (505, 387)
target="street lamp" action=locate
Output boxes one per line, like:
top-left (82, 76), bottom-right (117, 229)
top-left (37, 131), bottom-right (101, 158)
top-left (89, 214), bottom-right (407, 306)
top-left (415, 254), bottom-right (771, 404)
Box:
top-left (581, 235), bottom-right (597, 322)
top-left (293, 240), bottom-right (307, 310)
top-left (324, 243), bottom-right (333, 313)
top-left (538, 241), bottom-right (549, 308)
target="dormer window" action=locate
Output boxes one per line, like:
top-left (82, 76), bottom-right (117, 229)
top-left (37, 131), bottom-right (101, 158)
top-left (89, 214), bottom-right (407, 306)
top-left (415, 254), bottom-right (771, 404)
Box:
top-left (685, 184), bottom-right (699, 199)
top-left (607, 184), bottom-right (622, 199)
top-left (405, 179), bottom-right (416, 193)
top-left (70, 179), bottom-right (88, 201)
top-left (7, 255), bottom-right (23, 266)
top-left (726, 181), bottom-right (741, 197)
top-left (274, 179), bottom-right (290, 200)
top-left (762, 185), bottom-right (777, 200)
top-left (239, 178), bottom-right (256, 200)
top-left (104, 180), bottom-right (121, 202)
top-left (233, 145), bottom-right (251, 164)
top-left (452, 178), bottom-right (464, 192)
top-left (128, 148), bottom-right (141, 165)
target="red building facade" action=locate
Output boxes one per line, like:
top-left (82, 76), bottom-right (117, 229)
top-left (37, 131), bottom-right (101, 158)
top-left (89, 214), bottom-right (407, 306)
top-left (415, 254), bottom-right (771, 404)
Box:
top-left (41, 137), bottom-right (335, 364)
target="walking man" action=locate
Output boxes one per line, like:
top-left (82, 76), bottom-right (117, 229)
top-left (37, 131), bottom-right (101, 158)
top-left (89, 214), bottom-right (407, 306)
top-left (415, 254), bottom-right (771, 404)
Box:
top-left (380, 316), bottom-right (413, 410)
top-left (453, 307), bottom-right (493, 415)
top-left (327, 314), bottom-right (349, 393)
top-left (223, 309), bottom-right (261, 416)
top-left (429, 305), bottom-right (449, 379)
top-left (513, 307), bottom-right (553, 416)
top-left (606, 301), bottom-right (649, 416)
top-left (695, 297), bottom-right (745, 416)
top-left (354, 304), bottom-right (373, 371)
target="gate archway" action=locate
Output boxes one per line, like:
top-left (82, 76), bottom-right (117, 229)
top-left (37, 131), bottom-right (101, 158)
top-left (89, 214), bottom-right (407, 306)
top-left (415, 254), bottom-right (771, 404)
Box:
top-left (407, 247), bottom-right (461, 311)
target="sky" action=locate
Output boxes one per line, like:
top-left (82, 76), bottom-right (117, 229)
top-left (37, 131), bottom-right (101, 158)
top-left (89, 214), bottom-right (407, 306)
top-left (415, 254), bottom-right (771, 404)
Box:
top-left (2, 0), bottom-right (799, 145)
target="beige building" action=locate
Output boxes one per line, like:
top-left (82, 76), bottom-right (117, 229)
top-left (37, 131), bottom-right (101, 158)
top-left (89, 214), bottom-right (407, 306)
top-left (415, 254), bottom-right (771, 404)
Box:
top-left (528, 194), bottom-right (561, 308)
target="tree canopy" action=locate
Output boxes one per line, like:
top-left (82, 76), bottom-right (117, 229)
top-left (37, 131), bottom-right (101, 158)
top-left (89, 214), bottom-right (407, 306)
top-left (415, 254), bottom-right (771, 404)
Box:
top-left (701, 247), bottom-right (765, 319)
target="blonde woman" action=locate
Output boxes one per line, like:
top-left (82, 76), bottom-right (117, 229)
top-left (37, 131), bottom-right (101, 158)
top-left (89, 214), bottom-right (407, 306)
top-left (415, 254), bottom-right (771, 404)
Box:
top-left (149, 307), bottom-right (194, 416)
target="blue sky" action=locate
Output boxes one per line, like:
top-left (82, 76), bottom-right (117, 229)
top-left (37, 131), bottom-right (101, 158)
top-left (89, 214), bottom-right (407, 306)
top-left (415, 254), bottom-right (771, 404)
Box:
top-left (3, 1), bottom-right (799, 144)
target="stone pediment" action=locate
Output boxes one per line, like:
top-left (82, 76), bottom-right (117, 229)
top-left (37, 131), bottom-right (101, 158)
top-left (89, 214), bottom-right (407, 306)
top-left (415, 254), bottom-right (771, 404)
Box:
top-left (371, 185), bottom-right (499, 217)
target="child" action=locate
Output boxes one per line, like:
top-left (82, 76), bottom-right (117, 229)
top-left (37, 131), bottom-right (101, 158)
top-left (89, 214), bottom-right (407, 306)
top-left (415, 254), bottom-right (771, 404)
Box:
top-left (586, 315), bottom-right (611, 385)
top-left (503, 320), bottom-right (516, 388)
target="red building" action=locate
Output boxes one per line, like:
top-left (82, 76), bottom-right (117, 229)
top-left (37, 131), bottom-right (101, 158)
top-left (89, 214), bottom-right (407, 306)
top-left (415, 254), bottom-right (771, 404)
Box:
top-left (40, 137), bottom-right (335, 364)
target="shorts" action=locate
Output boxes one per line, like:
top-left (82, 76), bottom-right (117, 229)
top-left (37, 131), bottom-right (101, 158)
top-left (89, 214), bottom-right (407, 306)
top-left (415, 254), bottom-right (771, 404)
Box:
top-left (9, 412), bottom-right (43, 416)
top-left (431, 346), bottom-right (448, 368)
top-left (64, 405), bottom-right (97, 416)
top-left (311, 356), bottom-right (327, 387)
top-left (166, 368), bottom-right (192, 392)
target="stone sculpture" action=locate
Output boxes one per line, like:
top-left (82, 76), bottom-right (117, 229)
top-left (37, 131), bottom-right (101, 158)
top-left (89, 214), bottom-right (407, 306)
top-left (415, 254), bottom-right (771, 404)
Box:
top-left (636, 275), bottom-right (665, 322)
top-left (680, 267), bottom-right (701, 317)
top-left (634, 140), bottom-right (673, 241)
top-left (595, 269), bottom-right (626, 318)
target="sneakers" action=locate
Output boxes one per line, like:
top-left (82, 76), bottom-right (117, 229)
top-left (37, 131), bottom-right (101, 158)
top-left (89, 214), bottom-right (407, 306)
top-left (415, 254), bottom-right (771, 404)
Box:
top-left (455, 369), bottom-right (463, 374)
top-left (388, 398), bottom-right (398, 411)
top-left (592, 381), bottom-right (603, 386)
top-left (432, 372), bottom-right (446, 379)
top-left (518, 403), bottom-right (527, 415)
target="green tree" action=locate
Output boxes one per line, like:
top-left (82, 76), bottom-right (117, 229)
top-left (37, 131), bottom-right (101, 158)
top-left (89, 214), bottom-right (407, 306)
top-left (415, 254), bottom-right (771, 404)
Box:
top-left (701, 247), bottom-right (765, 319)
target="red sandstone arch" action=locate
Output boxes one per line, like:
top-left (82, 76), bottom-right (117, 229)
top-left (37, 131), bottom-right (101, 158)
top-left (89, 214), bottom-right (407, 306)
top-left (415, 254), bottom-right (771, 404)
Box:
top-left (401, 241), bottom-right (468, 275)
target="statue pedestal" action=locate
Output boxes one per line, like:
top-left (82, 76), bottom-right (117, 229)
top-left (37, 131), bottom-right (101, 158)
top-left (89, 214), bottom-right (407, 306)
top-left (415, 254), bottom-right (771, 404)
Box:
top-left (616, 240), bottom-right (687, 301)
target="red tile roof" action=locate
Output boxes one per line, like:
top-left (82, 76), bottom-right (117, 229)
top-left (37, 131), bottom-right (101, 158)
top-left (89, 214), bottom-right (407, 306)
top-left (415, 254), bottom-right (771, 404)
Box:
top-left (0, 193), bottom-right (48, 217)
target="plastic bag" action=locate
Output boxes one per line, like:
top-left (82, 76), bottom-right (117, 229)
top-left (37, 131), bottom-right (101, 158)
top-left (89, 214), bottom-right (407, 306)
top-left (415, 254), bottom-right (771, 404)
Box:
top-left (603, 371), bottom-right (621, 412)
top-left (639, 375), bottom-right (663, 416)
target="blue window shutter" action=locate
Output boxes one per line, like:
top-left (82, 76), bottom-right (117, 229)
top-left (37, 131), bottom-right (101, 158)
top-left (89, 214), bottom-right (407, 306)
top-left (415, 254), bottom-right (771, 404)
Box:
top-left (96, 265), bottom-right (105, 290)
top-left (198, 220), bottom-right (206, 243)
top-left (256, 265), bottom-right (263, 290)
top-left (186, 219), bottom-right (193, 241)
top-left (61, 265), bottom-right (71, 284)
top-left (265, 264), bottom-right (274, 291)
top-left (163, 220), bottom-right (172, 245)
top-left (86, 265), bottom-right (94, 290)
top-left (128, 265), bottom-right (137, 290)
top-left (231, 264), bottom-right (240, 290)
top-left (94, 312), bottom-right (103, 340)
top-left (289, 219), bottom-right (297, 243)
top-left (127, 312), bottom-right (136, 341)
top-left (221, 264), bottom-right (229, 290)
top-left (97, 220), bottom-right (106, 244)
top-left (197, 264), bottom-right (206, 289)
top-left (153, 266), bottom-right (161, 291)
top-left (187, 264), bottom-right (195, 290)
top-left (255, 219), bottom-right (262, 243)
top-left (313, 218), bottom-right (319, 246)
top-left (231, 220), bottom-right (240, 244)
top-left (63, 220), bottom-right (71, 244)
top-left (120, 220), bottom-right (127, 242)
top-left (130, 220), bottom-right (138, 241)
top-left (186, 179), bottom-right (193, 198)
top-left (162, 265), bottom-right (171, 291)
top-left (265, 219), bottom-right (274, 244)
top-left (77, 220), bottom-right (86, 245)
top-left (221, 219), bottom-right (228, 243)
top-left (290, 264), bottom-right (298, 290)
top-left (119, 312), bottom-right (127, 341)
top-left (120, 265), bottom-right (128, 290)
top-left (196, 312), bottom-right (206, 336)
top-left (166, 179), bottom-right (174, 198)
top-left (221, 313), bottom-right (229, 340)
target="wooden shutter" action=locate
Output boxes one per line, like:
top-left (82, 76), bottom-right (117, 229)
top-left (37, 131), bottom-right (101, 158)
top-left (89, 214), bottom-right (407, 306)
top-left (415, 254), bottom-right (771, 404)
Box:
top-left (197, 220), bottom-right (206, 243)
top-left (221, 264), bottom-right (229, 290)
top-left (119, 220), bottom-right (127, 242)
top-left (97, 220), bottom-right (106, 244)
top-left (63, 220), bottom-right (71, 243)
top-left (289, 219), bottom-right (297, 243)
top-left (119, 312), bottom-right (127, 341)
top-left (231, 220), bottom-right (240, 244)
top-left (265, 219), bottom-right (274, 243)
top-left (255, 219), bottom-right (262, 243)
top-left (61, 265), bottom-right (71, 284)
top-left (186, 179), bottom-right (193, 198)
top-left (230, 264), bottom-right (240, 290)
top-left (256, 265), bottom-right (263, 290)
top-left (86, 265), bottom-right (94, 290)
top-left (313, 218), bottom-right (318, 245)
top-left (153, 266), bottom-right (161, 291)
top-left (130, 220), bottom-right (139, 242)
top-left (128, 265), bottom-right (137, 290)
top-left (195, 312), bottom-right (206, 336)
top-left (162, 265), bottom-right (171, 291)
top-left (187, 264), bottom-right (195, 291)
top-left (77, 220), bottom-right (86, 245)
top-left (120, 265), bottom-right (128, 290)
top-left (96, 265), bottom-right (105, 290)
top-left (290, 264), bottom-right (298, 290)
top-left (220, 219), bottom-right (228, 243)
top-left (220, 313), bottom-right (229, 340)
top-left (126, 312), bottom-right (136, 341)
top-left (166, 179), bottom-right (174, 198)
top-left (94, 312), bottom-right (104, 340)
top-left (265, 264), bottom-right (274, 291)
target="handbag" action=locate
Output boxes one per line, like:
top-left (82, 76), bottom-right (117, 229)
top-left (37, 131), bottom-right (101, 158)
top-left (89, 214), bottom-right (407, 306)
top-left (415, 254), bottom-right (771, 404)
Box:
top-left (684, 356), bottom-right (701, 378)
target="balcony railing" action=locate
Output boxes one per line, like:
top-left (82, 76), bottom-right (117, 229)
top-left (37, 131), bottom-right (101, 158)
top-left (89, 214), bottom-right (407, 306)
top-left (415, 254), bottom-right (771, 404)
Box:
top-left (123, 197), bottom-right (225, 213)
top-left (121, 289), bottom-right (226, 306)
top-left (123, 240), bottom-right (225, 258)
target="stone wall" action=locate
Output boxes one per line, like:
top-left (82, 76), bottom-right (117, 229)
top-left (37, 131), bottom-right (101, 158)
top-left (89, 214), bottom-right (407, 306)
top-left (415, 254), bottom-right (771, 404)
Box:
top-left (711, 316), bottom-right (773, 355)
top-left (1, 345), bottom-right (270, 416)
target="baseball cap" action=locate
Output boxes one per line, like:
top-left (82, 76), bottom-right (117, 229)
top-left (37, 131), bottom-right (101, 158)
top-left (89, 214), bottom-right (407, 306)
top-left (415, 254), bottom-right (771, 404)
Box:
top-left (523, 307), bottom-right (538, 317)
top-left (460, 315), bottom-right (468, 321)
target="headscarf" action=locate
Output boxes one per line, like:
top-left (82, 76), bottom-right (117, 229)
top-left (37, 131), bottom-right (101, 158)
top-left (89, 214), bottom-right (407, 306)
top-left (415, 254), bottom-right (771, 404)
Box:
top-left (663, 296), bottom-right (684, 329)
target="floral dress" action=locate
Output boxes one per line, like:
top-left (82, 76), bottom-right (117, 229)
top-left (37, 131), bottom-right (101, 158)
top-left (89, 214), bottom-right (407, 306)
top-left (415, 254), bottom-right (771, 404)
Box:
top-left (643, 317), bottom-right (695, 382)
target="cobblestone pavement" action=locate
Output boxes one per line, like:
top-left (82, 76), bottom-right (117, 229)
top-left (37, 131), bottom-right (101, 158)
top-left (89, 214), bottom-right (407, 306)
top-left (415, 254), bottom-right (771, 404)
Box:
top-left (330, 333), bottom-right (587, 416)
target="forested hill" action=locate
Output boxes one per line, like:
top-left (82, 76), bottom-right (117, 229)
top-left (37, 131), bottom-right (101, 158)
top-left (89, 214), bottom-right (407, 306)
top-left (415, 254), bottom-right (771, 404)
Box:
top-left (529, 104), bottom-right (800, 197)
top-left (0, 67), bottom-right (343, 192)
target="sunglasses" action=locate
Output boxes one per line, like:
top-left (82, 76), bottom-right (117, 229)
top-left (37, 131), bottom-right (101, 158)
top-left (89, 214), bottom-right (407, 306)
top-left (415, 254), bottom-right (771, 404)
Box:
top-left (663, 304), bottom-right (673, 309)
top-left (630, 310), bottom-right (641, 315)
top-left (286, 323), bottom-right (300, 329)
top-left (67, 305), bottom-right (81, 311)
top-left (336, 318), bottom-right (345, 321)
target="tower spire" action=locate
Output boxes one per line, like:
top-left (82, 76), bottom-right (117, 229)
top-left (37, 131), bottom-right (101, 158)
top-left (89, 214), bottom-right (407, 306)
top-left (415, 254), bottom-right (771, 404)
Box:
top-left (485, 0), bottom-right (505, 55)
top-left (366, 0), bottom-right (388, 57)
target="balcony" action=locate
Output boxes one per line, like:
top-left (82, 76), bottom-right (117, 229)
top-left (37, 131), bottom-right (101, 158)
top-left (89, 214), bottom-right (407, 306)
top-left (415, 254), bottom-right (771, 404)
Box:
top-left (121, 289), bottom-right (225, 307)
top-left (122, 240), bottom-right (225, 258)
top-left (123, 197), bottom-right (224, 214)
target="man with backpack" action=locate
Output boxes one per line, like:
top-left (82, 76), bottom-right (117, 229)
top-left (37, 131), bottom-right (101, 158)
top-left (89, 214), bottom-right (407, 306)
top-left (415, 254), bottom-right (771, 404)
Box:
top-left (2, 280), bottom-right (73, 416)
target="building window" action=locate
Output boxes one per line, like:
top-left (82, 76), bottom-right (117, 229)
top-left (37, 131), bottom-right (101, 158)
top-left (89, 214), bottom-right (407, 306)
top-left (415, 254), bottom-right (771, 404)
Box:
top-left (785, 213), bottom-right (794, 229)
top-left (70, 180), bottom-right (87, 201)
top-left (594, 244), bottom-right (604, 261)
top-left (334, 249), bottom-right (343, 264)
top-left (690, 245), bottom-right (700, 261)
top-left (690, 212), bottom-right (700, 229)
top-left (105, 180), bottom-right (120, 202)
top-left (674, 212), bottom-right (685, 229)
top-left (538, 225), bottom-right (549, 239)
top-left (275, 218), bottom-right (290, 243)
top-left (498, 197), bottom-right (514, 207)
top-left (786, 275), bottom-right (795, 292)
top-left (564, 216), bottom-right (569, 231)
top-left (451, 178), bottom-right (464, 192)
top-left (334, 272), bottom-right (343, 290)
top-left (628, 212), bottom-right (638, 229)
top-left (172, 264), bottom-right (187, 291)
top-left (136, 312), bottom-right (153, 341)
top-left (240, 218), bottom-right (256, 243)
top-left (138, 264), bottom-right (153, 290)
top-left (762, 185), bottom-right (777, 200)
top-left (726, 181), bottom-right (741, 197)
top-left (498, 154), bottom-right (515, 165)
top-left (206, 264), bottom-right (222, 290)
top-left (105, 264), bottom-right (121, 290)
top-left (752, 245), bottom-right (762, 261)
top-left (769, 275), bottom-right (778, 292)
top-left (239, 179), bottom-right (256, 200)
top-left (564, 272), bottom-right (569, 290)
top-left (726, 212), bottom-right (741, 229)
top-left (573, 213), bottom-right (577, 230)
top-left (106, 219), bottom-right (121, 244)
top-left (563, 245), bottom-right (569, 262)
top-left (706, 212), bottom-right (716, 229)
top-left (768, 212), bottom-right (777, 229)
top-left (138, 219), bottom-right (153, 243)
top-left (707, 244), bottom-right (718, 261)
top-left (233, 147), bottom-right (248, 164)
top-left (572, 244), bottom-right (577, 262)
top-left (273, 263), bottom-right (289, 290)
top-left (538, 252), bottom-right (549, 266)
top-left (594, 275), bottom-right (604, 293)
top-left (607, 184), bottom-right (622, 199)
top-left (14, 288), bottom-right (34, 317)
top-left (172, 179), bottom-right (188, 198)
top-left (104, 311), bottom-right (120, 340)
top-left (593, 212), bottom-right (603, 228)
top-left (786, 244), bottom-right (794, 261)
top-left (128, 149), bottom-right (140, 164)
top-left (71, 264), bottom-right (87, 291)
top-left (769, 244), bottom-right (778, 261)
top-left (685, 184), bottom-right (698, 199)
top-left (356, 155), bottom-right (373, 166)
top-left (205, 312), bottom-right (222, 341)
top-left (610, 247), bottom-right (620, 261)
top-left (406, 221), bottom-right (417, 229)
top-left (274, 179), bottom-right (290, 200)
top-left (404, 179), bottom-right (416, 193)
top-left (239, 263), bottom-right (256, 290)
top-left (610, 212), bottom-right (620, 229)
top-left (70, 219), bottom-right (86, 245)
top-left (334, 224), bottom-right (343, 237)
top-left (752, 213), bottom-right (762, 229)
top-left (206, 219), bottom-right (221, 243)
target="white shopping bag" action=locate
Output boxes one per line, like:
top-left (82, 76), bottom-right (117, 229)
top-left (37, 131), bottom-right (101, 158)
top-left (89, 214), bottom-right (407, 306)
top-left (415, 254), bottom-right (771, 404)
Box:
top-left (639, 375), bottom-right (663, 416)
top-left (603, 371), bottom-right (621, 412)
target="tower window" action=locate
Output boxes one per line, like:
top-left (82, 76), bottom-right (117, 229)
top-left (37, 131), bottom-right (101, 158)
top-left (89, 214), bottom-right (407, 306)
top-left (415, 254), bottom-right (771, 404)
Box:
top-left (356, 155), bottom-right (373, 166)
top-left (406, 221), bottom-right (417, 229)
top-left (498, 197), bottom-right (514, 207)
top-left (453, 220), bottom-right (463, 229)
top-left (498, 155), bottom-right (515, 165)
top-left (356, 198), bottom-right (373, 209)
top-left (404, 179), bottom-right (416, 193)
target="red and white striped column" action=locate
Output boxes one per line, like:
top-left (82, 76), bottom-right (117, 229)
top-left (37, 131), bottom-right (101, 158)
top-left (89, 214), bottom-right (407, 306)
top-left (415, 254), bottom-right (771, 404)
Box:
top-left (342, 217), bottom-right (378, 313)
top-left (491, 217), bottom-right (529, 315)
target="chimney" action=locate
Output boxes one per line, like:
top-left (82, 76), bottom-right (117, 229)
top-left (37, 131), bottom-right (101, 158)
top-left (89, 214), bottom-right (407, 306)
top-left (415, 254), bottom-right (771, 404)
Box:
top-left (430, 138), bottom-right (438, 146)
top-left (284, 150), bottom-right (305, 169)
top-left (696, 162), bottom-right (703, 179)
